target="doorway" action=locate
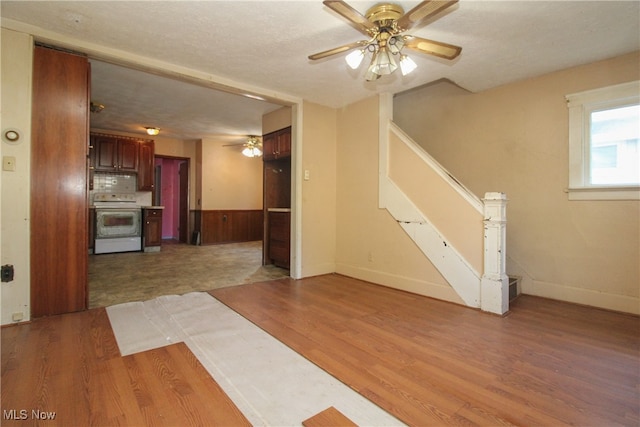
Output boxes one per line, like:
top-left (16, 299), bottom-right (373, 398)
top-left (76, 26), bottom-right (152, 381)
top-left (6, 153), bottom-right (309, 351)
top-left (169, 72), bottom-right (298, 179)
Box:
top-left (155, 156), bottom-right (190, 243)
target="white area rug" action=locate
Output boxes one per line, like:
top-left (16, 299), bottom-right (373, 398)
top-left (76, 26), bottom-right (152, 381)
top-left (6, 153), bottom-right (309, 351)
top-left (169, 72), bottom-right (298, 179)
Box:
top-left (107, 292), bottom-right (403, 426)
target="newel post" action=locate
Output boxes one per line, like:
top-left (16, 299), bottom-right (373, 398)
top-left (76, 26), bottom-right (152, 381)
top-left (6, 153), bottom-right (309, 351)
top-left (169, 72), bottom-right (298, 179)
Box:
top-left (481, 192), bottom-right (509, 315)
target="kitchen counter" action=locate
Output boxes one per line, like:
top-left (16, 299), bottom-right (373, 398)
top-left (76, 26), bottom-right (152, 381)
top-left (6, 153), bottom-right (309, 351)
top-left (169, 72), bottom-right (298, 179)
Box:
top-left (267, 208), bottom-right (291, 212)
top-left (142, 206), bottom-right (164, 209)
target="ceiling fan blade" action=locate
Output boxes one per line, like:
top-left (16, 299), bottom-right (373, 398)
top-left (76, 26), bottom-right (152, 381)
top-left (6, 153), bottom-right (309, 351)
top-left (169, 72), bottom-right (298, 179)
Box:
top-left (308, 40), bottom-right (367, 60)
top-left (396, 0), bottom-right (459, 31)
top-left (323, 0), bottom-right (377, 35)
top-left (404, 36), bottom-right (461, 60)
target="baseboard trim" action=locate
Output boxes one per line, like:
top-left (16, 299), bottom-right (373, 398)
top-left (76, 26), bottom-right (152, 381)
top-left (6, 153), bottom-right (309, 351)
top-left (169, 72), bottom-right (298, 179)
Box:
top-left (525, 279), bottom-right (639, 315)
top-left (335, 263), bottom-right (464, 305)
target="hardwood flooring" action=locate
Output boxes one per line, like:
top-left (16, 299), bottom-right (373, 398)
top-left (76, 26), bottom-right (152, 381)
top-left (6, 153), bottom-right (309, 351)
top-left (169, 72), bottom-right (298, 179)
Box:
top-left (1, 308), bottom-right (249, 426)
top-left (211, 274), bottom-right (640, 426)
top-left (2, 274), bottom-right (638, 426)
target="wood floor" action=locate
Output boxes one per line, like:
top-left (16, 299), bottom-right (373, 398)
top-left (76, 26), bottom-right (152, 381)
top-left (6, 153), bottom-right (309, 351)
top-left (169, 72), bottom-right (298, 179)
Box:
top-left (1, 308), bottom-right (249, 426)
top-left (2, 274), bottom-right (639, 426)
top-left (211, 275), bottom-right (640, 426)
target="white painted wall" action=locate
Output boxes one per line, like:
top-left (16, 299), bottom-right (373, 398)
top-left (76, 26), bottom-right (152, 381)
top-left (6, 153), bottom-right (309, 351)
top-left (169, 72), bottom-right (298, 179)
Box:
top-left (1, 29), bottom-right (33, 324)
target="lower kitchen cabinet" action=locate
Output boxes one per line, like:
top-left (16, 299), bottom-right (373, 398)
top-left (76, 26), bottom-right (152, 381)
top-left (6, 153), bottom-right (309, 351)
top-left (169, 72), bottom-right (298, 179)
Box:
top-left (268, 210), bottom-right (290, 269)
top-left (143, 208), bottom-right (163, 252)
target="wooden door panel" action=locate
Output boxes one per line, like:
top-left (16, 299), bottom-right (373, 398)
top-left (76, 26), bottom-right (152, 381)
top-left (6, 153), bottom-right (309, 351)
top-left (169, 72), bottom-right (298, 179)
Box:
top-left (138, 140), bottom-right (155, 191)
top-left (179, 161), bottom-right (189, 243)
top-left (94, 135), bottom-right (117, 170)
top-left (118, 138), bottom-right (139, 171)
top-left (31, 46), bottom-right (89, 317)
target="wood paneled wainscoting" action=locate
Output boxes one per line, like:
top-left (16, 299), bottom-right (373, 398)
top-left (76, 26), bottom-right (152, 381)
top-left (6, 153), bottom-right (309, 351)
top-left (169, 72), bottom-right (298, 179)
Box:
top-left (196, 210), bottom-right (263, 245)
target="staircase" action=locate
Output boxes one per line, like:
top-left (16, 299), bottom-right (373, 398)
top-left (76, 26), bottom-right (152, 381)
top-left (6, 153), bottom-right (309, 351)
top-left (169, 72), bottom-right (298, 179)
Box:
top-left (378, 95), bottom-right (509, 314)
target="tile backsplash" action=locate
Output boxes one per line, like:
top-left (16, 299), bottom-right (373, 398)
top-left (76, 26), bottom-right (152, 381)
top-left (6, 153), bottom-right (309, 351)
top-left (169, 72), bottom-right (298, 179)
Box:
top-left (93, 173), bottom-right (137, 193)
top-left (91, 172), bottom-right (153, 206)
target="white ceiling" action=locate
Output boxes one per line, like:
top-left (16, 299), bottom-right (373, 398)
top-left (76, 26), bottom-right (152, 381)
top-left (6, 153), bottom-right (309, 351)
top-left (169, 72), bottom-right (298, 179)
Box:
top-left (2, 1), bottom-right (638, 140)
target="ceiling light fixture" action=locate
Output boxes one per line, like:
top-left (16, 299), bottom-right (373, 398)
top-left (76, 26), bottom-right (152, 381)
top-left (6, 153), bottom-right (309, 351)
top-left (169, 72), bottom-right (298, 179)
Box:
top-left (351, 33), bottom-right (416, 81)
top-left (309, 2), bottom-right (462, 82)
top-left (145, 127), bottom-right (160, 136)
top-left (242, 135), bottom-right (263, 158)
top-left (90, 102), bottom-right (105, 113)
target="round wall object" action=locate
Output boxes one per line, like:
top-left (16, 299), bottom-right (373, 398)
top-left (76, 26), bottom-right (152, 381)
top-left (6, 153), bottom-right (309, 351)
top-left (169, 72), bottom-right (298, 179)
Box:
top-left (2, 128), bottom-right (21, 145)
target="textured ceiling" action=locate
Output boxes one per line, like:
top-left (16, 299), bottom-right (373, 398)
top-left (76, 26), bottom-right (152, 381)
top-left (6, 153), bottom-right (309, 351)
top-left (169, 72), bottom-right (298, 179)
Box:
top-left (2, 1), bottom-right (638, 140)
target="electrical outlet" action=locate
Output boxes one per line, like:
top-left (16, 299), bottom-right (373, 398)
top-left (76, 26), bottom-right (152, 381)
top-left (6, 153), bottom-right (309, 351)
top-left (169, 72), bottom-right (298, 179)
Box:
top-left (1, 264), bottom-right (14, 282)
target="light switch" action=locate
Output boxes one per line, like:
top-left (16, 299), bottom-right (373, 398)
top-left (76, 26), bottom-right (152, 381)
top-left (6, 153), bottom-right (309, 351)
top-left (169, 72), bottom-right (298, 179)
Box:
top-left (304, 169), bottom-right (310, 181)
top-left (3, 156), bottom-right (16, 172)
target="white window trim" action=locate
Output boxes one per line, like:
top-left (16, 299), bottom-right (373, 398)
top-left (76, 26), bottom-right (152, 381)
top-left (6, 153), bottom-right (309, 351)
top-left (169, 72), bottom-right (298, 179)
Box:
top-left (566, 81), bottom-right (640, 201)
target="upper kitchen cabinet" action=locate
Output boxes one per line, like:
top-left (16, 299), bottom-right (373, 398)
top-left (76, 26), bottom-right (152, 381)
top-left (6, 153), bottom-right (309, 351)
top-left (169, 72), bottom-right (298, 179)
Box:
top-left (138, 140), bottom-right (155, 191)
top-left (91, 133), bottom-right (139, 172)
top-left (89, 133), bottom-right (155, 190)
top-left (263, 127), bottom-right (291, 161)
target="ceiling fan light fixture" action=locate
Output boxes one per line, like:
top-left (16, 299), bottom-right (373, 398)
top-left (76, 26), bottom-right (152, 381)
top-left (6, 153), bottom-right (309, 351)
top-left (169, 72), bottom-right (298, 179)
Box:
top-left (345, 49), bottom-right (365, 69)
top-left (365, 61), bottom-right (381, 81)
top-left (242, 146), bottom-right (262, 158)
top-left (388, 35), bottom-right (404, 54)
top-left (371, 47), bottom-right (397, 75)
top-left (309, 0), bottom-right (462, 82)
top-left (145, 127), bottom-right (160, 136)
top-left (399, 54), bottom-right (417, 76)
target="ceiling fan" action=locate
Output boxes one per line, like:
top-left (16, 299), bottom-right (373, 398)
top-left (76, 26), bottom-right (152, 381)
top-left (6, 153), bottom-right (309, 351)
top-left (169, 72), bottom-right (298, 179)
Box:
top-left (223, 135), bottom-right (263, 158)
top-left (309, 0), bottom-right (462, 81)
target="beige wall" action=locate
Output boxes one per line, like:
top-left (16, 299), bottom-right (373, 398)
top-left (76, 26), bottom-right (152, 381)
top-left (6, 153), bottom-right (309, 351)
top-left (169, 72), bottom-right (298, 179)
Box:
top-left (1, 28), bottom-right (33, 324)
top-left (394, 52), bottom-right (640, 314)
top-left (199, 138), bottom-right (263, 210)
top-left (335, 96), bottom-right (463, 304)
top-left (263, 106), bottom-right (292, 135)
top-left (300, 101), bottom-right (337, 277)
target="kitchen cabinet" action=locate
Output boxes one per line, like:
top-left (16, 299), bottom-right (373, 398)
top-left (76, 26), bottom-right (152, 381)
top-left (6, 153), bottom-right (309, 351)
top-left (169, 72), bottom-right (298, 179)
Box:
top-left (31, 45), bottom-right (89, 317)
top-left (138, 140), bottom-right (155, 191)
top-left (268, 210), bottom-right (290, 269)
top-left (91, 134), bottom-right (139, 172)
top-left (263, 127), bottom-right (291, 161)
top-left (143, 208), bottom-right (163, 251)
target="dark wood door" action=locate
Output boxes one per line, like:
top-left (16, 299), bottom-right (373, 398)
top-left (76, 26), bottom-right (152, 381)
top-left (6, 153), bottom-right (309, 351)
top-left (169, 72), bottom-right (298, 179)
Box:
top-left (31, 46), bottom-right (89, 317)
top-left (144, 209), bottom-right (163, 247)
top-left (262, 132), bottom-right (277, 161)
top-left (277, 129), bottom-right (291, 158)
top-left (118, 138), bottom-right (139, 171)
top-left (93, 135), bottom-right (118, 171)
top-left (138, 140), bottom-right (155, 191)
top-left (179, 161), bottom-right (189, 243)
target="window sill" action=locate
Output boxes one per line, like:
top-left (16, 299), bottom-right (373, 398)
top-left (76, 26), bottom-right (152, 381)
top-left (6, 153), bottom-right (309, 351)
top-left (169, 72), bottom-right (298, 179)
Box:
top-left (566, 186), bottom-right (640, 201)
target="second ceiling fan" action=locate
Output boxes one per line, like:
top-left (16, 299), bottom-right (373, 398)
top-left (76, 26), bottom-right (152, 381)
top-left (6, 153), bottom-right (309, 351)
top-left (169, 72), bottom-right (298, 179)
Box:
top-left (223, 135), bottom-right (263, 158)
top-left (309, 0), bottom-right (462, 81)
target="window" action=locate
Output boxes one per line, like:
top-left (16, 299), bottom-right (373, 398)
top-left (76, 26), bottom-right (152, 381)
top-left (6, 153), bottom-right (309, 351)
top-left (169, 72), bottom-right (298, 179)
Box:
top-left (566, 81), bottom-right (639, 200)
